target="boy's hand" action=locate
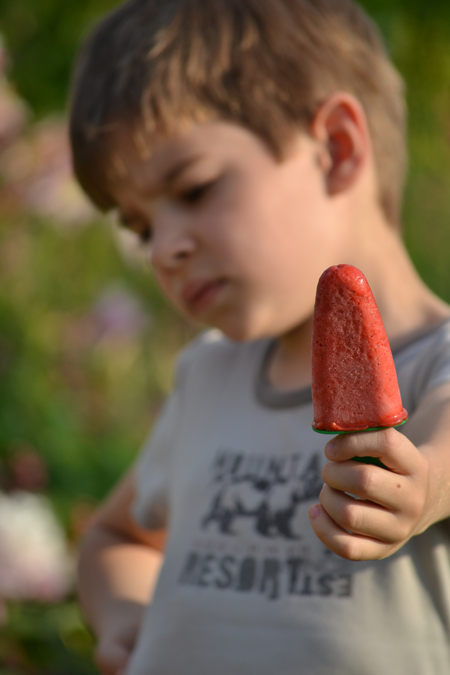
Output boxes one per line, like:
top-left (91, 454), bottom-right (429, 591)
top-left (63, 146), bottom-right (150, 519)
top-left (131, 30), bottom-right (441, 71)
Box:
top-left (94, 600), bottom-right (143, 675)
top-left (96, 634), bottom-right (132, 675)
top-left (308, 428), bottom-right (430, 560)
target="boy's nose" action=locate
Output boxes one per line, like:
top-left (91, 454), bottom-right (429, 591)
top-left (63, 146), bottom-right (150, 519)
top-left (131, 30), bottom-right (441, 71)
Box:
top-left (150, 228), bottom-right (197, 270)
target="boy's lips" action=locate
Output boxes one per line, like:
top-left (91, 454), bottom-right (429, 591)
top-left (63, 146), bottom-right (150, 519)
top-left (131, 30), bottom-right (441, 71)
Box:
top-left (181, 278), bottom-right (226, 314)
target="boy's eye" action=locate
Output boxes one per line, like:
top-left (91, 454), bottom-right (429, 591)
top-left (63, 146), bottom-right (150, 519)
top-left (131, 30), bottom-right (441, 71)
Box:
top-left (137, 226), bottom-right (152, 244)
top-left (119, 215), bottom-right (152, 244)
top-left (179, 180), bottom-right (215, 205)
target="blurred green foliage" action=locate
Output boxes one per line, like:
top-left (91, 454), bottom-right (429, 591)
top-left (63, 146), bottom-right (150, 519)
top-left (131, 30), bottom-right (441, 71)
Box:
top-left (0, 214), bottom-right (193, 670)
top-left (359, 0), bottom-right (450, 300)
top-left (0, 0), bottom-right (116, 117)
top-left (0, 215), bottom-right (193, 521)
top-left (0, 600), bottom-right (97, 674)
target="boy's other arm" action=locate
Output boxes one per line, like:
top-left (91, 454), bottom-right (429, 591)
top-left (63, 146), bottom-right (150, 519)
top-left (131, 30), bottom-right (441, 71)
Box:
top-left (78, 468), bottom-right (165, 675)
top-left (308, 381), bottom-right (450, 561)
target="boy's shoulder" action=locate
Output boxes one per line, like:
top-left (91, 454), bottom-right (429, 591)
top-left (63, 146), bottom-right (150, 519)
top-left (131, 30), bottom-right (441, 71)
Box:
top-left (395, 318), bottom-right (450, 365)
top-left (395, 318), bottom-right (450, 413)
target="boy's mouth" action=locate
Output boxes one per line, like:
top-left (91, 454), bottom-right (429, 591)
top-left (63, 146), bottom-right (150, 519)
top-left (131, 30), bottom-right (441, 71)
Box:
top-left (181, 278), bottom-right (226, 314)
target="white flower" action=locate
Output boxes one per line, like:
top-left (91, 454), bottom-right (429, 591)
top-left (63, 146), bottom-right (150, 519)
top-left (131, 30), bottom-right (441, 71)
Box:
top-left (0, 490), bottom-right (73, 603)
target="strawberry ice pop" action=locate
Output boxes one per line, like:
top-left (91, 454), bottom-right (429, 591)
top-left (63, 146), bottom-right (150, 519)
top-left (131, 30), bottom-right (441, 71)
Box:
top-left (311, 264), bottom-right (408, 433)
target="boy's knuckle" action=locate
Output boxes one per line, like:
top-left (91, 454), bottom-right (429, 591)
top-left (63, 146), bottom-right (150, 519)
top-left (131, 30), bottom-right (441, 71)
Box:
top-left (392, 519), bottom-right (411, 544)
top-left (342, 433), bottom-right (359, 455)
top-left (340, 537), bottom-right (362, 561)
top-left (416, 453), bottom-right (430, 482)
top-left (357, 465), bottom-right (378, 496)
top-left (321, 462), bottom-right (332, 482)
top-left (380, 427), bottom-right (400, 453)
top-left (342, 502), bottom-right (363, 531)
top-left (409, 492), bottom-right (426, 523)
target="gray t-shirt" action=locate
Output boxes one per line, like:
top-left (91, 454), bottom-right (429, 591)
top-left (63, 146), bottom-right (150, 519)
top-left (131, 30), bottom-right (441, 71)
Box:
top-left (128, 322), bottom-right (450, 675)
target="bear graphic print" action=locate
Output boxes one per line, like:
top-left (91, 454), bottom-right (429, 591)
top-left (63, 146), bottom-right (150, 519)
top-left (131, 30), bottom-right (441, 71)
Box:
top-left (178, 448), bottom-right (354, 600)
top-left (201, 449), bottom-right (323, 539)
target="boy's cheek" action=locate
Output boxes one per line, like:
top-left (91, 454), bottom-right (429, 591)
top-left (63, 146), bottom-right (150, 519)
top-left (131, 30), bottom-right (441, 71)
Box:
top-left (152, 270), bottom-right (175, 302)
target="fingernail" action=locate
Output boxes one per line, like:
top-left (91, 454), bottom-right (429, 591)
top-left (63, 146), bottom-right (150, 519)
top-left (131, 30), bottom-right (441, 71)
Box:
top-left (325, 440), bottom-right (337, 458)
top-left (309, 505), bottom-right (321, 520)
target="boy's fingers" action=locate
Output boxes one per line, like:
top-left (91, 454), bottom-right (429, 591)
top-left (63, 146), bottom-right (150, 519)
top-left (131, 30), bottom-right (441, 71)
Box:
top-left (318, 485), bottom-right (407, 543)
top-left (324, 428), bottom-right (420, 474)
top-left (321, 460), bottom-right (410, 511)
top-left (308, 503), bottom-right (395, 561)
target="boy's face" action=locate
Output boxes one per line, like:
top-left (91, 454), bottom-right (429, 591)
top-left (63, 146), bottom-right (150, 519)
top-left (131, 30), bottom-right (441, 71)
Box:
top-left (107, 121), bottom-right (350, 341)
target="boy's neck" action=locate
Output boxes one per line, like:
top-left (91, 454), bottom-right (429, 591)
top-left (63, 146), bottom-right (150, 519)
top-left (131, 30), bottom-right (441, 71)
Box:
top-left (267, 317), bottom-right (314, 393)
top-left (267, 212), bottom-right (450, 393)
top-left (352, 215), bottom-right (450, 350)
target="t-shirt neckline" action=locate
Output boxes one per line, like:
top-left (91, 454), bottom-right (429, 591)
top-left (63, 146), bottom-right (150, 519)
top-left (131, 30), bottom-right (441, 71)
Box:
top-left (254, 340), bottom-right (312, 409)
top-left (254, 318), bottom-right (450, 411)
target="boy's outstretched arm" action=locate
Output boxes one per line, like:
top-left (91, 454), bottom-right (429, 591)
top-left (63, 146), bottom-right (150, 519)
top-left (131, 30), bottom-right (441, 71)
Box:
top-left (308, 381), bottom-right (450, 561)
top-left (78, 469), bottom-right (165, 675)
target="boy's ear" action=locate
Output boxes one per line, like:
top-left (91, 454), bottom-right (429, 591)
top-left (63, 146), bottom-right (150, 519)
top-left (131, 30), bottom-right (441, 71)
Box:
top-left (310, 93), bottom-right (371, 196)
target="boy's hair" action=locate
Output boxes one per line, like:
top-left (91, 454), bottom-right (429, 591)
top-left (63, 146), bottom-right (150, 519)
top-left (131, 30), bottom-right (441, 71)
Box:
top-left (70, 0), bottom-right (406, 226)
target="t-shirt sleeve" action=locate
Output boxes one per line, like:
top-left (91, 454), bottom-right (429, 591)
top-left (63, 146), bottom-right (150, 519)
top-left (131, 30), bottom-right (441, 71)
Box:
top-left (423, 341), bottom-right (450, 394)
top-left (131, 345), bottom-right (192, 531)
top-left (401, 322), bottom-right (450, 413)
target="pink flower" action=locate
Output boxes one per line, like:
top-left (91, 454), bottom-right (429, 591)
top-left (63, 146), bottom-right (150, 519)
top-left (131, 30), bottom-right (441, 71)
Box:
top-left (0, 34), bottom-right (96, 223)
top-left (0, 118), bottom-right (95, 223)
top-left (91, 284), bottom-right (150, 342)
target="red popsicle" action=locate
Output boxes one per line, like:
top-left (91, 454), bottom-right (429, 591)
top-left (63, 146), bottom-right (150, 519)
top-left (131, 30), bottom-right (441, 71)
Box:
top-left (311, 264), bottom-right (408, 433)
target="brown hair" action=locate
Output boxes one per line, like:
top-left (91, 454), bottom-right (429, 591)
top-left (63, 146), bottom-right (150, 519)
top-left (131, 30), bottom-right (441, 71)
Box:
top-left (69, 0), bottom-right (407, 225)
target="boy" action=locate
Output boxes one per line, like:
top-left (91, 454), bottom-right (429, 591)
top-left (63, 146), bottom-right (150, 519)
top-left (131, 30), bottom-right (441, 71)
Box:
top-left (70, 1), bottom-right (450, 673)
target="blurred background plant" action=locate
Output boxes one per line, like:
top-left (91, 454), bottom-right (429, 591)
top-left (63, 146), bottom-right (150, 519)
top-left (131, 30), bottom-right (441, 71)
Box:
top-left (0, 6), bottom-right (195, 669)
top-left (1, 0), bottom-right (450, 671)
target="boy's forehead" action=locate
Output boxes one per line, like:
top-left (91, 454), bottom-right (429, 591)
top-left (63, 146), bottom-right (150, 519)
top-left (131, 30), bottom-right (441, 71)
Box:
top-left (104, 118), bottom-right (230, 192)
top-left (105, 119), bottom-right (253, 183)
top-left (103, 119), bottom-right (307, 197)
top-left (105, 121), bottom-right (195, 183)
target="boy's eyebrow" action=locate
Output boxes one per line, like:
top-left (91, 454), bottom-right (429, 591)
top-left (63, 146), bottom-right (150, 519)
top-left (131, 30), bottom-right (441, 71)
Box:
top-left (160, 154), bottom-right (204, 185)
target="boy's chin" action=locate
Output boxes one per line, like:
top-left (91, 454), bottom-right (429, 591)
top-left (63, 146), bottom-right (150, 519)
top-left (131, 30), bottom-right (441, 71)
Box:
top-left (207, 318), bottom-right (276, 344)
top-left (208, 314), bottom-right (312, 343)
top-left (187, 306), bottom-right (286, 343)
